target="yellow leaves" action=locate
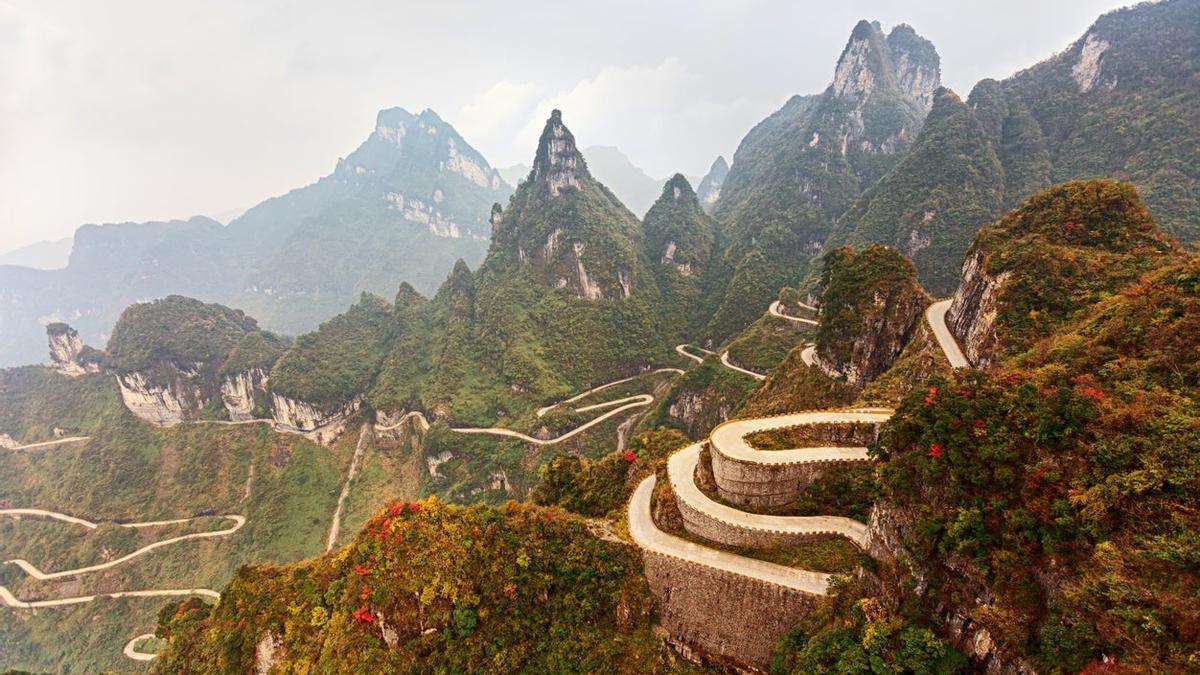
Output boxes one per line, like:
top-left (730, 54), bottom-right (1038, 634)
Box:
top-left (309, 606), bottom-right (329, 628)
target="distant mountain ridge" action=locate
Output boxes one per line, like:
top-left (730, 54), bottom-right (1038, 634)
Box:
top-left (825, 0), bottom-right (1199, 293)
top-left (0, 237), bottom-right (73, 270)
top-left (703, 20), bottom-right (940, 342)
top-left (0, 107), bottom-right (511, 368)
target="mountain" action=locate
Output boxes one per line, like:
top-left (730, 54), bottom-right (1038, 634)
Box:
top-left (0, 215), bottom-right (240, 369)
top-left (469, 111), bottom-right (667, 399)
top-left (0, 108), bottom-right (510, 369)
top-left (967, 0), bottom-right (1199, 242)
top-left (227, 108), bottom-right (511, 333)
top-left (642, 174), bottom-right (717, 341)
top-left (497, 145), bottom-right (697, 218)
top-left (829, 88), bottom-right (1005, 294)
top-left (946, 178), bottom-right (1181, 367)
top-left (827, 0), bottom-right (1199, 293)
top-left (0, 237), bottom-right (72, 269)
top-left (704, 21), bottom-right (940, 342)
top-left (695, 155), bottom-right (728, 213)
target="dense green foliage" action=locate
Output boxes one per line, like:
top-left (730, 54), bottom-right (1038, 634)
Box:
top-left (970, 179), bottom-right (1180, 360)
top-left (531, 427), bottom-right (690, 516)
top-left (104, 295), bottom-right (264, 374)
top-left (641, 175), bottom-right (716, 341)
top-left (270, 293), bottom-right (394, 407)
top-left (873, 253), bottom-right (1200, 671)
top-left (152, 499), bottom-right (669, 673)
top-left (831, 89), bottom-right (1005, 294)
top-left (771, 579), bottom-right (966, 674)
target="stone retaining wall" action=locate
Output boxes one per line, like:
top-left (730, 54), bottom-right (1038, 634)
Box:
top-left (710, 422), bottom-right (880, 507)
top-left (710, 446), bottom-right (866, 507)
top-left (640, 550), bottom-right (818, 671)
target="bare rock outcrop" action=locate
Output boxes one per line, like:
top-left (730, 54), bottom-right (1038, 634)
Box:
top-left (945, 249), bottom-right (1009, 368)
top-left (271, 393), bottom-right (362, 442)
top-left (117, 368), bottom-right (206, 426)
top-left (814, 245), bottom-right (928, 392)
top-left (46, 323), bottom-right (101, 377)
top-left (220, 368), bottom-right (270, 421)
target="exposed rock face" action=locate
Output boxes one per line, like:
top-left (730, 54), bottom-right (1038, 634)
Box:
top-left (1072, 31), bottom-right (1112, 93)
top-left (886, 24), bottom-right (941, 109)
top-left (666, 390), bottom-right (736, 440)
top-left (695, 156), bottom-right (728, 213)
top-left (271, 393), bottom-right (362, 441)
top-left (117, 369), bottom-right (205, 427)
top-left (221, 368), bottom-right (270, 421)
top-left (814, 246), bottom-right (928, 392)
top-left (45, 323), bottom-right (100, 377)
top-left (864, 502), bottom-right (1036, 674)
top-left (425, 450), bottom-right (453, 478)
top-left (530, 110), bottom-right (582, 196)
top-left (254, 631), bottom-right (284, 675)
top-left (945, 249), bottom-right (1009, 368)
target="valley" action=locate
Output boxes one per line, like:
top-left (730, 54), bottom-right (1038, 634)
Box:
top-left (2, 1), bottom-right (1198, 672)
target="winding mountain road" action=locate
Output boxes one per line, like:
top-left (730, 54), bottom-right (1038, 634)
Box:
top-left (3, 436), bottom-right (90, 451)
top-left (719, 351), bottom-right (766, 381)
top-left (768, 300), bottom-right (818, 326)
top-left (675, 344), bottom-right (711, 364)
top-left (926, 299), bottom-right (969, 369)
top-left (383, 368), bottom-right (685, 446)
top-left (629, 476), bottom-right (833, 594)
top-left (2, 508), bottom-right (240, 660)
top-left (2, 511), bottom-right (245, 581)
top-left (123, 634), bottom-right (158, 662)
top-left (800, 345), bottom-right (817, 367)
top-left (628, 293), bottom-right (967, 594)
top-left (0, 585), bottom-right (219, 609)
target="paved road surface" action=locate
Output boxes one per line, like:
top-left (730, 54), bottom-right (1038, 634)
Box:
top-left (769, 300), bottom-right (818, 326)
top-left (925, 299), bottom-right (969, 369)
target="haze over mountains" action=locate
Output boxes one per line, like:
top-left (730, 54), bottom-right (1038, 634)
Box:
top-left (2, 2), bottom-right (1200, 671)
top-left (0, 108), bottom-right (511, 367)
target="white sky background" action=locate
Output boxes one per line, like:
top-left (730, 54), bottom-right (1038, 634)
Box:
top-left (0, 0), bottom-right (1130, 252)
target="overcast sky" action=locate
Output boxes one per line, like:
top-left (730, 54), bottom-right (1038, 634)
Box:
top-left (0, 0), bottom-right (1131, 253)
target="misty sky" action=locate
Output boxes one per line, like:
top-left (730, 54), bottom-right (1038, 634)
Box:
top-left (1, 0), bottom-right (1130, 253)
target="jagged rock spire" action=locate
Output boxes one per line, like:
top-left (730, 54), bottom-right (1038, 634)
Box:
top-left (530, 110), bottom-right (587, 196)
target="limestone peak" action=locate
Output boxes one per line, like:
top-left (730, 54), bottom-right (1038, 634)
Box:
top-left (530, 109), bottom-right (588, 196)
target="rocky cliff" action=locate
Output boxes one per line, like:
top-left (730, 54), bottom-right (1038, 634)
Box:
top-left (45, 323), bottom-right (102, 377)
top-left (270, 393), bottom-right (363, 442)
top-left (946, 179), bottom-right (1180, 367)
top-left (813, 245), bottom-right (928, 391)
top-left (695, 156), bottom-right (728, 214)
top-left (221, 368), bottom-right (271, 421)
top-left (704, 19), bottom-right (940, 342)
top-left (116, 366), bottom-right (207, 426)
top-left (945, 250), bottom-right (1010, 368)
